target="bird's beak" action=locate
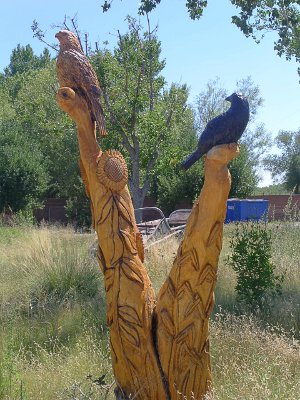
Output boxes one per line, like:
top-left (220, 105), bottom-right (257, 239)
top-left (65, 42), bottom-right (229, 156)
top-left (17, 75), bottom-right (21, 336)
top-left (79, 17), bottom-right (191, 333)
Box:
top-left (225, 95), bottom-right (231, 102)
top-left (55, 32), bottom-right (60, 40)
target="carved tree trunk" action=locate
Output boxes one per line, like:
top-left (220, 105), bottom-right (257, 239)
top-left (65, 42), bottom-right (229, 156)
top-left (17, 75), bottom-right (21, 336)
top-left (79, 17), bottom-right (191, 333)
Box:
top-left (155, 145), bottom-right (238, 398)
top-left (56, 87), bottom-right (168, 399)
top-left (56, 86), bottom-right (238, 400)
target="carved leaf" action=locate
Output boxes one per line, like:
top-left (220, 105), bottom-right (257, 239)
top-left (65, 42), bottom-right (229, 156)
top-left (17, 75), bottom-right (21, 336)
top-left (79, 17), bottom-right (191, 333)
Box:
top-left (167, 277), bottom-right (176, 298)
top-left (184, 294), bottom-right (202, 318)
top-left (145, 352), bottom-right (157, 398)
top-left (97, 195), bottom-right (113, 225)
top-left (181, 369), bottom-right (190, 395)
top-left (119, 305), bottom-right (142, 327)
top-left (120, 260), bottom-right (144, 288)
top-left (114, 193), bottom-right (134, 227)
top-left (160, 309), bottom-right (175, 337)
top-left (120, 229), bottom-right (137, 255)
top-left (104, 266), bottom-right (115, 293)
top-left (119, 319), bottom-right (140, 347)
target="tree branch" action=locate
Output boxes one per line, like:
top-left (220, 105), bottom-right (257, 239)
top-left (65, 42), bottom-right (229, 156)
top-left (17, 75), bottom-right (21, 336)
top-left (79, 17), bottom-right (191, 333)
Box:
top-left (101, 84), bottom-right (135, 157)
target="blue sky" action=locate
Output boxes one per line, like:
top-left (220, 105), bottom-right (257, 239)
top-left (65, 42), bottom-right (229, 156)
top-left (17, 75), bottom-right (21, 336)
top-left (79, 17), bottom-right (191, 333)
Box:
top-left (1, 0), bottom-right (300, 185)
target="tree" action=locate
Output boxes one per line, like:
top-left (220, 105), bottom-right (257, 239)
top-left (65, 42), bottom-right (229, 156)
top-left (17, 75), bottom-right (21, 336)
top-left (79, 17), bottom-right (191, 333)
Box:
top-left (102, 1), bottom-right (300, 76)
top-left (151, 108), bottom-right (203, 214)
top-left (0, 48), bottom-right (88, 223)
top-left (93, 18), bottom-right (193, 215)
top-left (229, 143), bottom-right (259, 198)
top-left (0, 132), bottom-right (49, 213)
top-left (4, 44), bottom-right (52, 77)
top-left (194, 76), bottom-right (268, 197)
top-left (265, 129), bottom-right (300, 193)
top-left (0, 60), bottom-right (81, 197)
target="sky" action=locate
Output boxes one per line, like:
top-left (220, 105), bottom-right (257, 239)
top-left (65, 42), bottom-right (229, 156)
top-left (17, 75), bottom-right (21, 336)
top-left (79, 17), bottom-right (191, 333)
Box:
top-left (1, 0), bottom-right (300, 186)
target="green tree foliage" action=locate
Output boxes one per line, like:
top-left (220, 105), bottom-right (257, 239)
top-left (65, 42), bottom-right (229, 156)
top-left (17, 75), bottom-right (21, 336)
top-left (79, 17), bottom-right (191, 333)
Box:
top-left (265, 129), bottom-right (300, 193)
top-left (0, 57), bottom-right (80, 197)
top-left (0, 132), bottom-right (49, 212)
top-left (229, 144), bottom-right (258, 198)
top-left (102, 1), bottom-right (300, 76)
top-left (231, 1), bottom-right (300, 71)
top-left (0, 46), bottom-right (88, 221)
top-left (194, 76), bottom-right (269, 197)
top-left (4, 44), bottom-right (51, 77)
top-left (151, 109), bottom-right (203, 214)
top-left (93, 18), bottom-right (195, 213)
top-left (228, 222), bottom-right (283, 309)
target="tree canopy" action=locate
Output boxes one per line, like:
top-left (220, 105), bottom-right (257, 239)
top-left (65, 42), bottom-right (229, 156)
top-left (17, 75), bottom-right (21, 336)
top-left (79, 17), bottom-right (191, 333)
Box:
top-left (265, 129), bottom-right (300, 193)
top-left (3, 44), bottom-right (51, 77)
top-left (92, 17), bottom-right (197, 215)
top-left (102, 1), bottom-right (300, 76)
top-left (0, 45), bottom-right (83, 216)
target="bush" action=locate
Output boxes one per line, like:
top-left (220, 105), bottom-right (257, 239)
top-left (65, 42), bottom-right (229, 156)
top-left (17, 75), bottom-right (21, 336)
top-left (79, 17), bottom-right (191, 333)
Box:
top-left (228, 221), bottom-right (284, 309)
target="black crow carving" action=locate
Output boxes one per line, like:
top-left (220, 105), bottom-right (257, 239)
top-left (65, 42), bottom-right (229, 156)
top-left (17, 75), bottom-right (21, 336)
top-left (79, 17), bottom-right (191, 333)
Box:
top-left (181, 92), bottom-right (249, 170)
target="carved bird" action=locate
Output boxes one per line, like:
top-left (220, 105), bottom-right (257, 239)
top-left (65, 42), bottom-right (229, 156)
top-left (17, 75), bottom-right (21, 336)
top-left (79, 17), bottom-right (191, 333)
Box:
top-left (181, 92), bottom-right (249, 170)
top-left (55, 30), bottom-right (107, 136)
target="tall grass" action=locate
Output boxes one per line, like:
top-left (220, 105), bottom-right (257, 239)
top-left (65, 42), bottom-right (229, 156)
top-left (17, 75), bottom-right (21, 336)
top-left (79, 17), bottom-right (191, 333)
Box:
top-left (210, 313), bottom-right (300, 400)
top-left (0, 223), bottom-right (299, 399)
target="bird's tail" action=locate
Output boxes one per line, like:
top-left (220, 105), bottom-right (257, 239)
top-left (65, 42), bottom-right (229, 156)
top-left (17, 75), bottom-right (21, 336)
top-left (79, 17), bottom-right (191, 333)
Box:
top-left (96, 112), bottom-right (107, 137)
top-left (91, 96), bottom-right (107, 136)
top-left (181, 148), bottom-right (203, 170)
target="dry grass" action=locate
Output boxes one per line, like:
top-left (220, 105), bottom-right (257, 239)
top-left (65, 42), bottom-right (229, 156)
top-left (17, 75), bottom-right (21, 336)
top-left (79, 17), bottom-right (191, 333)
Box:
top-left (210, 313), bottom-right (300, 400)
top-left (0, 223), bottom-right (299, 399)
top-left (145, 236), bottom-right (179, 293)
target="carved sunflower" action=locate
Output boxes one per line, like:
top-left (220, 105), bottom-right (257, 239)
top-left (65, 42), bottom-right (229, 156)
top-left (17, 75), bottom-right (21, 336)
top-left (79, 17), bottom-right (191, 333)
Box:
top-left (96, 150), bottom-right (128, 192)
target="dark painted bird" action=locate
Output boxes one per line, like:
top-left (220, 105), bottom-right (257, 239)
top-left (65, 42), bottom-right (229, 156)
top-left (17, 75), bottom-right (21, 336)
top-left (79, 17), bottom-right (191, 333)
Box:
top-left (55, 30), bottom-right (107, 136)
top-left (181, 92), bottom-right (249, 170)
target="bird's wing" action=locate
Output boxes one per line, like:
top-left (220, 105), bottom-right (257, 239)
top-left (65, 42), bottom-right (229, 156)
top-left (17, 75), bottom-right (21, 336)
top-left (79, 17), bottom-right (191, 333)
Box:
top-left (200, 113), bottom-right (232, 148)
top-left (59, 50), bottom-right (107, 136)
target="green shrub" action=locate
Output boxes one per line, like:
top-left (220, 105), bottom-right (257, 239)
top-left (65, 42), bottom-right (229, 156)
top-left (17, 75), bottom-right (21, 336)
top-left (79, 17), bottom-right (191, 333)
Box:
top-left (228, 221), bottom-right (284, 309)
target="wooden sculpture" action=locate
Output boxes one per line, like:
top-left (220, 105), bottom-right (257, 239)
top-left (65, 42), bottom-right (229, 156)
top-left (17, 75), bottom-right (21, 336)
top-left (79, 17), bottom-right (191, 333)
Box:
top-left (156, 143), bottom-right (238, 398)
top-left (56, 45), bottom-right (238, 399)
top-left (56, 30), bottom-right (107, 137)
top-left (56, 87), bottom-right (168, 399)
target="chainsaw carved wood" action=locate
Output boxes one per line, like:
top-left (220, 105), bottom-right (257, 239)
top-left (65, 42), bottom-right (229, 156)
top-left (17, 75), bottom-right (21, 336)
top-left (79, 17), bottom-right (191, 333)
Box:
top-left (56, 87), bottom-right (168, 399)
top-left (156, 144), bottom-right (239, 399)
top-left (56, 41), bottom-right (238, 399)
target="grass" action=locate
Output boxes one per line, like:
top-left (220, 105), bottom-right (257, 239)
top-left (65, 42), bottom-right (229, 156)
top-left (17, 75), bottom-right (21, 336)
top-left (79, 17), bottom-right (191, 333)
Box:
top-left (0, 222), bottom-right (299, 399)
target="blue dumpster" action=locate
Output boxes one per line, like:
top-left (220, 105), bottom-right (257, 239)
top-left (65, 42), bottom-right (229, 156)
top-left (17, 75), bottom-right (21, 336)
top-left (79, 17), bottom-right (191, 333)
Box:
top-left (225, 199), bottom-right (269, 223)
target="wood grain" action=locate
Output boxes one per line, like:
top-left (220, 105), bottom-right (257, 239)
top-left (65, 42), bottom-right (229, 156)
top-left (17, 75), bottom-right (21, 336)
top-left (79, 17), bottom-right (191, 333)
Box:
top-left (56, 82), bottom-right (238, 399)
top-left (156, 144), bottom-right (239, 399)
top-left (56, 87), bottom-right (168, 399)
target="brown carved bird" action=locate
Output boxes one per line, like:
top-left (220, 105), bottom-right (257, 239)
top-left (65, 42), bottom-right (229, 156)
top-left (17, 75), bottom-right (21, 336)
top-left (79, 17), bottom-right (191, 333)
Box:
top-left (55, 30), bottom-right (107, 136)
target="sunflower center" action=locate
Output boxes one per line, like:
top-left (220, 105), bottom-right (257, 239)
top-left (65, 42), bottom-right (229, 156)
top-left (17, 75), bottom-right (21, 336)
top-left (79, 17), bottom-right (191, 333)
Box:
top-left (104, 157), bottom-right (125, 182)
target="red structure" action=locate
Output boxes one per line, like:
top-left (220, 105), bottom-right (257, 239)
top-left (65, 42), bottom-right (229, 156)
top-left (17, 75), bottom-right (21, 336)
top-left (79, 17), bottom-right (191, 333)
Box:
top-left (34, 198), bottom-right (68, 224)
top-left (249, 195), bottom-right (300, 220)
